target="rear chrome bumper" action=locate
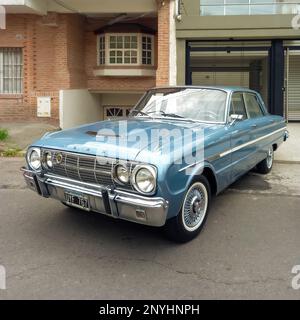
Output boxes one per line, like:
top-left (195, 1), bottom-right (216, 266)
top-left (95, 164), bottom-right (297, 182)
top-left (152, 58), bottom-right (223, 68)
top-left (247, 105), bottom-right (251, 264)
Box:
top-left (284, 129), bottom-right (289, 141)
top-left (21, 167), bottom-right (169, 227)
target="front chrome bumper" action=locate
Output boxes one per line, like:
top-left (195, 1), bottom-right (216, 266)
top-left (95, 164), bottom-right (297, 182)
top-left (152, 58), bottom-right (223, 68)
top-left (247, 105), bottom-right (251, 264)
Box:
top-left (21, 167), bottom-right (169, 227)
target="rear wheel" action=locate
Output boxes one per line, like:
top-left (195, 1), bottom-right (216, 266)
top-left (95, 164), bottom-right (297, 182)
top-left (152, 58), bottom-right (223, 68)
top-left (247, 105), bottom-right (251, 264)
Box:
top-left (164, 176), bottom-right (211, 243)
top-left (256, 146), bottom-right (274, 174)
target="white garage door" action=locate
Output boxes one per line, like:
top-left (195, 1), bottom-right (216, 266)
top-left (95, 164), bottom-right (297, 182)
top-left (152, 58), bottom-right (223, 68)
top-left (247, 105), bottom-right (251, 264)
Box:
top-left (192, 71), bottom-right (249, 88)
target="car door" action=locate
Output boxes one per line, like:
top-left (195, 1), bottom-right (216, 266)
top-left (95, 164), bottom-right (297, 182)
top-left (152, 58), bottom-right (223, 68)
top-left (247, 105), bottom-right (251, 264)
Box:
top-left (228, 92), bottom-right (257, 181)
top-left (243, 92), bottom-right (269, 163)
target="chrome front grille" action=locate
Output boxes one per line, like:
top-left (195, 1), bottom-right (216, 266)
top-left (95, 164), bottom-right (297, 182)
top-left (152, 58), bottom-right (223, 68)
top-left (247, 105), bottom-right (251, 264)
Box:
top-left (45, 150), bottom-right (115, 186)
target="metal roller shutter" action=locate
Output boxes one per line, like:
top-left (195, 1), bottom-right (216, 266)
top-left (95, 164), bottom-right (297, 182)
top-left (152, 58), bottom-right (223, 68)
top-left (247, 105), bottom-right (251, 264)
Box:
top-left (288, 55), bottom-right (300, 121)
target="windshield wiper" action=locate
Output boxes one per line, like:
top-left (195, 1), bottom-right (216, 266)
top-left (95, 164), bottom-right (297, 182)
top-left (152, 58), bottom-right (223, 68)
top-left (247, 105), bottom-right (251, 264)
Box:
top-left (130, 109), bottom-right (151, 117)
top-left (159, 111), bottom-right (184, 119)
top-left (159, 111), bottom-right (197, 122)
top-left (131, 109), bottom-right (196, 122)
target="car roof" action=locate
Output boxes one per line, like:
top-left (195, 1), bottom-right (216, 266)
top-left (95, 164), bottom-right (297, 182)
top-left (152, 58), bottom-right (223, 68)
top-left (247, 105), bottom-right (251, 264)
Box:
top-left (150, 85), bottom-right (258, 94)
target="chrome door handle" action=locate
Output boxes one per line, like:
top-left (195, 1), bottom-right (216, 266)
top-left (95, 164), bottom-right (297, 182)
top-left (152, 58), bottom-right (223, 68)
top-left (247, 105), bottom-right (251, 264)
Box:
top-left (251, 124), bottom-right (257, 128)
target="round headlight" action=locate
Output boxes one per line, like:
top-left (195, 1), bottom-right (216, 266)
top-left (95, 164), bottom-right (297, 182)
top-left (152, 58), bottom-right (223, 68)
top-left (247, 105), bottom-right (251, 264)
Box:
top-left (133, 166), bottom-right (156, 194)
top-left (27, 148), bottom-right (41, 170)
top-left (115, 164), bottom-right (129, 184)
top-left (45, 152), bottom-right (53, 168)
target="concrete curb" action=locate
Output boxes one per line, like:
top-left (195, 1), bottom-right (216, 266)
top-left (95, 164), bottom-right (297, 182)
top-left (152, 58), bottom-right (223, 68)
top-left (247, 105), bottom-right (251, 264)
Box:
top-left (274, 160), bottom-right (300, 165)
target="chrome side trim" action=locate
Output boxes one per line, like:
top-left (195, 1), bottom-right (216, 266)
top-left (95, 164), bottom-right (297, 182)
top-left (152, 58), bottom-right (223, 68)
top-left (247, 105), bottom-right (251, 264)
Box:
top-left (178, 160), bottom-right (204, 172)
top-left (219, 127), bottom-right (286, 158)
top-left (178, 126), bottom-right (286, 172)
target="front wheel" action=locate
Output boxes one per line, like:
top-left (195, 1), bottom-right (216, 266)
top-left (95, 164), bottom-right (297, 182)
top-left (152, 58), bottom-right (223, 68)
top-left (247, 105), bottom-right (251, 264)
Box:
top-left (164, 176), bottom-right (211, 243)
top-left (256, 146), bottom-right (274, 174)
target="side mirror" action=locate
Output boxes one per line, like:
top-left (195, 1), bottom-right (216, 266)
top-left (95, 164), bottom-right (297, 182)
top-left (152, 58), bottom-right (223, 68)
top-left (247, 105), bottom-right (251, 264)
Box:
top-left (230, 114), bottom-right (243, 126)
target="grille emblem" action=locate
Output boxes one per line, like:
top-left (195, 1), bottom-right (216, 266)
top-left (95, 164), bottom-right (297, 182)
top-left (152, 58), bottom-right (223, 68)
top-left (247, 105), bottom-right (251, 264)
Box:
top-left (56, 153), bottom-right (63, 164)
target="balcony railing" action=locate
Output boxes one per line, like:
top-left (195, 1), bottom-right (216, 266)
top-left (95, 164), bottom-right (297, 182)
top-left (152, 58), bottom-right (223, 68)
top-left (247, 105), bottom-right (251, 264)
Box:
top-left (200, 1), bottom-right (300, 16)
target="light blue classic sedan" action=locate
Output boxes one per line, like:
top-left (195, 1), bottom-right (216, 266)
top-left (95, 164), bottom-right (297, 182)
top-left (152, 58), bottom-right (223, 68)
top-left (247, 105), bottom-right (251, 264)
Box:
top-left (22, 86), bottom-right (288, 242)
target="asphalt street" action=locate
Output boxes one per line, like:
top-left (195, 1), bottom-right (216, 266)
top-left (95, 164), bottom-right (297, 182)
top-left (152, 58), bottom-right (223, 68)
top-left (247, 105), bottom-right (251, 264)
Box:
top-left (0, 158), bottom-right (299, 299)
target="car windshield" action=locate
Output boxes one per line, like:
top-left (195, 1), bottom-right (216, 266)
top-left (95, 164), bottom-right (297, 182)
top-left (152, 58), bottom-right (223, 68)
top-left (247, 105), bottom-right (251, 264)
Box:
top-left (132, 88), bottom-right (228, 123)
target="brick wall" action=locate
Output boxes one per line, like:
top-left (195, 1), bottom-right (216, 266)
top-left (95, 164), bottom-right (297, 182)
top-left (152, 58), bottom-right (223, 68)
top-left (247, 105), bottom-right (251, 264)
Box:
top-left (156, 0), bottom-right (170, 86)
top-left (0, 14), bottom-right (86, 124)
top-left (0, 3), bottom-right (171, 123)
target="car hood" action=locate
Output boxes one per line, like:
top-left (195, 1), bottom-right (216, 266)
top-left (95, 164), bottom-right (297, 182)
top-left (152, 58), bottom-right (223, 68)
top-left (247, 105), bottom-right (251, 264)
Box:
top-left (33, 118), bottom-right (223, 164)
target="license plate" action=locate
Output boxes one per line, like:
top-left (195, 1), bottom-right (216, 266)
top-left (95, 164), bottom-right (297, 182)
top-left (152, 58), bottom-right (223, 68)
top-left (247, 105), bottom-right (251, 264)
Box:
top-left (64, 191), bottom-right (90, 211)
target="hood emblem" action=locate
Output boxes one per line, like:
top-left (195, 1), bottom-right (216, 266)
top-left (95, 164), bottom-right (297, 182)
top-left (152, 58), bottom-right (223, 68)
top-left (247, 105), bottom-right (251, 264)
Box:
top-left (86, 131), bottom-right (120, 138)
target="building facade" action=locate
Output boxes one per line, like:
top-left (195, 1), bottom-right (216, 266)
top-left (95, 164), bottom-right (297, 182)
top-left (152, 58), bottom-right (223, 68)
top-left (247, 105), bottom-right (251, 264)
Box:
top-left (1, 0), bottom-right (300, 127)
top-left (176, 0), bottom-right (300, 121)
top-left (0, 0), bottom-right (175, 128)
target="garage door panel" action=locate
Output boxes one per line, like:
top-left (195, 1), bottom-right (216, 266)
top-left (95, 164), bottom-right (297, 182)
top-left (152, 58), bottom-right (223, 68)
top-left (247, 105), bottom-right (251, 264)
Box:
top-left (287, 55), bottom-right (300, 121)
top-left (192, 71), bottom-right (249, 88)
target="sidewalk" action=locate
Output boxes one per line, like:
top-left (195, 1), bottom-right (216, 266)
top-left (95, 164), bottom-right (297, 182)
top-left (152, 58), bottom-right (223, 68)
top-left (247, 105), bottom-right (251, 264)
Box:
top-left (0, 122), bottom-right (59, 155)
top-left (275, 123), bottom-right (300, 164)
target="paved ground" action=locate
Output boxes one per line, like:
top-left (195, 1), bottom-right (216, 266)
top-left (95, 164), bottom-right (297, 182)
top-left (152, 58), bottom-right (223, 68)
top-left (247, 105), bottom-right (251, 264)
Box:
top-left (0, 158), bottom-right (299, 300)
top-left (276, 123), bottom-right (300, 163)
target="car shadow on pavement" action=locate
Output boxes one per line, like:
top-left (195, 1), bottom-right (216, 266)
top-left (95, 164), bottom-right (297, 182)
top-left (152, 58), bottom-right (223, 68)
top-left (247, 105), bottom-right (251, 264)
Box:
top-left (58, 205), bottom-right (170, 245)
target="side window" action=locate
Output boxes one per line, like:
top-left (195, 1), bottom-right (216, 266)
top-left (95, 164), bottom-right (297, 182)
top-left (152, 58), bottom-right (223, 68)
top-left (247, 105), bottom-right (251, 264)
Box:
top-left (229, 93), bottom-right (247, 120)
top-left (244, 93), bottom-right (264, 118)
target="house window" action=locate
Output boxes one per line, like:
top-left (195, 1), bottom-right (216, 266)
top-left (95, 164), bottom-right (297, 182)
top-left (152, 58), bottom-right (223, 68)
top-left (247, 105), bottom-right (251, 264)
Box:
top-left (142, 36), bottom-right (153, 65)
top-left (98, 35), bottom-right (105, 65)
top-left (104, 106), bottom-right (132, 119)
top-left (0, 48), bottom-right (23, 94)
top-left (109, 35), bottom-right (138, 65)
top-left (199, 0), bottom-right (295, 16)
top-left (97, 33), bottom-right (154, 67)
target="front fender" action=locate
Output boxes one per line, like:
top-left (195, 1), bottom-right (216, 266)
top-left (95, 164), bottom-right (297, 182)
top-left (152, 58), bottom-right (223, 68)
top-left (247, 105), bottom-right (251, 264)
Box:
top-left (157, 161), bottom-right (218, 220)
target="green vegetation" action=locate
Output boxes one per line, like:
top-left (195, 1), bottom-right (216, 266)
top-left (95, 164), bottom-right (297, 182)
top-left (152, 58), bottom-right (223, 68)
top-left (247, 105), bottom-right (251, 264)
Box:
top-left (0, 128), bottom-right (9, 141)
top-left (0, 148), bottom-right (22, 157)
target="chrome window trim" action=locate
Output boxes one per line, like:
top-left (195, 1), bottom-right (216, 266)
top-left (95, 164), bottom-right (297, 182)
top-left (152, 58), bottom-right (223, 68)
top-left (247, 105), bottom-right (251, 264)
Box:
top-left (228, 91), bottom-right (249, 121)
top-left (243, 92), bottom-right (265, 119)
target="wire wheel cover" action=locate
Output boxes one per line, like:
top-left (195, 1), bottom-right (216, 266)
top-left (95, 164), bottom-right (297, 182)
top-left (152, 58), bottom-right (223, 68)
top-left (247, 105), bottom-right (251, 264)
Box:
top-left (183, 183), bottom-right (208, 231)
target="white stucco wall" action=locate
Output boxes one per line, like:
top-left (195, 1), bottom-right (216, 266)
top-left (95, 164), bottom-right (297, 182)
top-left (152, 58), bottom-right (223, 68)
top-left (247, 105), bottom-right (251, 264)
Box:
top-left (59, 89), bottom-right (103, 129)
